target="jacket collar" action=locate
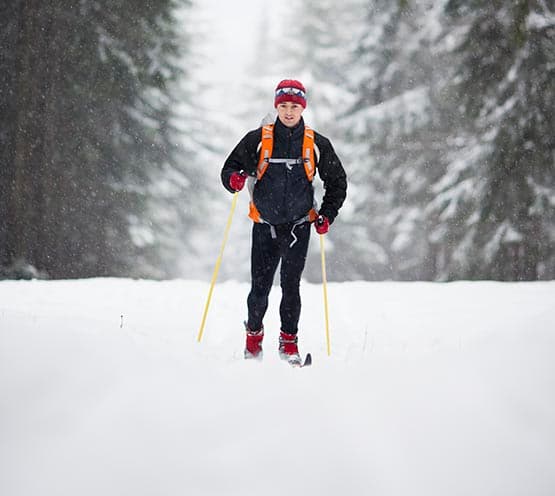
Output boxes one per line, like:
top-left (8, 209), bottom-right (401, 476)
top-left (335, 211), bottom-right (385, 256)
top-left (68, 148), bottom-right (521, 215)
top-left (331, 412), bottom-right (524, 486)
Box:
top-left (274, 116), bottom-right (305, 139)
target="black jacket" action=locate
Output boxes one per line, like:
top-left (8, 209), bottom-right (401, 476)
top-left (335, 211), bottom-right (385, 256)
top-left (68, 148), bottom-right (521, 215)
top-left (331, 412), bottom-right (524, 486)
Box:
top-left (221, 117), bottom-right (347, 225)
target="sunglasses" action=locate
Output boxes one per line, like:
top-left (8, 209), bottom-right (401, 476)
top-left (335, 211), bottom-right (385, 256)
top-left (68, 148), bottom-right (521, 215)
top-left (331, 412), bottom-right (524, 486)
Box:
top-left (275, 87), bottom-right (306, 98)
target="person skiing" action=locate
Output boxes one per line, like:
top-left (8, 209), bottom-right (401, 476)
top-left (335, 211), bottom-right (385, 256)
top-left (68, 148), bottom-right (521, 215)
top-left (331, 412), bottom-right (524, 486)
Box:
top-left (221, 79), bottom-right (347, 365)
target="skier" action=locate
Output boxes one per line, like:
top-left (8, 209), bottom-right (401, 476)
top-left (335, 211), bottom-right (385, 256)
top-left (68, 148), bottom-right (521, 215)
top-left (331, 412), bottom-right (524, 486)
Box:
top-left (221, 79), bottom-right (347, 365)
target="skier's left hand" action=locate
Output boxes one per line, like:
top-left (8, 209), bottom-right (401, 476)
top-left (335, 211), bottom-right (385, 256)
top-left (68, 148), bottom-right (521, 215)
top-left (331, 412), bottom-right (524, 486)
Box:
top-left (314, 215), bottom-right (329, 235)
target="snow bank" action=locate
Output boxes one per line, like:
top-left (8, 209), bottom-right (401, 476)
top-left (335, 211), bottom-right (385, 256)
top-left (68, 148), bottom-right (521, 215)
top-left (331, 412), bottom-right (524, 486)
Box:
top-left (1, 278), bottom-right (554, 496)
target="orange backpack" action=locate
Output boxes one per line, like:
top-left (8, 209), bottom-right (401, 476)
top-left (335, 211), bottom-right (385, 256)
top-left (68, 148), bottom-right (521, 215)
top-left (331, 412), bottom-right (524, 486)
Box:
top-left (248, 124), bottom-right (319, 224)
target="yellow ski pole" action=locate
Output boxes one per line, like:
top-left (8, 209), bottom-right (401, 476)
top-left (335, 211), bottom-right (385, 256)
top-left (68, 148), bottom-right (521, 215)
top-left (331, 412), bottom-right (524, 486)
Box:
top-left (319, 233), bottom-right (331, 355)
top-left (197, 191), bottom-right (239, 343)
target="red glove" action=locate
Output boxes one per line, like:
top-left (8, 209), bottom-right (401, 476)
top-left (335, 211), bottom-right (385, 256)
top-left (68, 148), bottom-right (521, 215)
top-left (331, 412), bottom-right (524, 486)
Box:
top-left (229, 171), bottom-right (247, 191)
top-left (315, 215), bottom-right (329, 235)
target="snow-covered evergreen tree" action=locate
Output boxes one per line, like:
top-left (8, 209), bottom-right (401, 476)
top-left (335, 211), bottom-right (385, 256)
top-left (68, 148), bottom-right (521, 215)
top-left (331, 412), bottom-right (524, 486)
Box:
top-left (140, 1), bottom-right (213, 279)
top-left (340, 1), bottom-right (447, 280)
top-left (432, 0), bottom-right (555, 280)
top-left (0, 0), bottom-right (203, 279)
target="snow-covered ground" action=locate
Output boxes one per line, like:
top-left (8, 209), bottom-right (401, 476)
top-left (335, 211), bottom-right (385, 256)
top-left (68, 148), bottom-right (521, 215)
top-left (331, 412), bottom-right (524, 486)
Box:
top-left (1, 278), bottom-right (554, 496)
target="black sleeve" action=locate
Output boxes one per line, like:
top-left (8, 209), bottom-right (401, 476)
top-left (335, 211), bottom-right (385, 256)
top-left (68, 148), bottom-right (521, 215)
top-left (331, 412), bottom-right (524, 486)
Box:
top-left (221, 128), bottom-right (261, 193)
top-left (315, 134), bottom-right (347, 224)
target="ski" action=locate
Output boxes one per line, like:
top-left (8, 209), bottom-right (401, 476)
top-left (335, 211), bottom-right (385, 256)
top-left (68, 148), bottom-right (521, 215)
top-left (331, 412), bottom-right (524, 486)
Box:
top-left (289, 353), bottom-right (311, 368)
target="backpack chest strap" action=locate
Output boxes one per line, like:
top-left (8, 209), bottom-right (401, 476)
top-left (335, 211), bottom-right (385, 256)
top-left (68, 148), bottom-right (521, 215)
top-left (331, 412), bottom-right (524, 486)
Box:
top-left (268, 158), bottom-right (304, 166)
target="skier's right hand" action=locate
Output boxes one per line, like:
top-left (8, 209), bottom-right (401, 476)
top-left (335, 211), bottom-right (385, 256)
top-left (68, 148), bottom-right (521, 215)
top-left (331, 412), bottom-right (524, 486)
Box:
top-left (229, 171), bottom-right (247, 192)
top-left (315, 215), bottom-right (330, 235)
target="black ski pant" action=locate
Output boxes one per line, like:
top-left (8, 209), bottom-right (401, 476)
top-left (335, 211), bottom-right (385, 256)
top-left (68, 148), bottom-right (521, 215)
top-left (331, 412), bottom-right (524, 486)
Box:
top-left (247, 221), bottom-right (310, 334)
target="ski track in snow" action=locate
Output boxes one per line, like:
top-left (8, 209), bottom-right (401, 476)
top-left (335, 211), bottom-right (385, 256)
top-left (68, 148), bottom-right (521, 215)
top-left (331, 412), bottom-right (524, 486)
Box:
top-left (1, 278), bottom-right (554, 496)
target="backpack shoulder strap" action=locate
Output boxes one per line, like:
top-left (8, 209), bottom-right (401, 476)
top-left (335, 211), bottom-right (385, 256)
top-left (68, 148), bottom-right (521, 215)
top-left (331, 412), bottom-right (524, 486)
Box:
top-left (303, 125), bottom-right (316, 182)
top-left (256, 124), bottom-right (274, 180)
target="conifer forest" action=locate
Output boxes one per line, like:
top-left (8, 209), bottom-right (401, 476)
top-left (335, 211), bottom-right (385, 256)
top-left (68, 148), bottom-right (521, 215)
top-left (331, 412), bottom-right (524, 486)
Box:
top-left (1, 0), bottom-right (554, 281)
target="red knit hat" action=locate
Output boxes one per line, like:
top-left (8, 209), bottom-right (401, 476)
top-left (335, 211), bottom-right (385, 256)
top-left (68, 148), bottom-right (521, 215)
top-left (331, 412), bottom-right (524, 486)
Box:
top-left (274, 79), bottom-right (307, 108)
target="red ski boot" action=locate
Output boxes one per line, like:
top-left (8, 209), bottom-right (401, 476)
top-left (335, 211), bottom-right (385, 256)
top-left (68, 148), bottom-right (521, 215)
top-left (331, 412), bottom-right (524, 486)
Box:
top-left (244, 322), bottom-right (264, 360)
top-left (278, 331), bottom-right (302, 366)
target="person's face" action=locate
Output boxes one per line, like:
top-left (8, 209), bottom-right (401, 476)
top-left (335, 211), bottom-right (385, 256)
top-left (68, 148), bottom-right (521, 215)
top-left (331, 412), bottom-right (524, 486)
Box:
top-left (276, 102), bottom-right (304, 128)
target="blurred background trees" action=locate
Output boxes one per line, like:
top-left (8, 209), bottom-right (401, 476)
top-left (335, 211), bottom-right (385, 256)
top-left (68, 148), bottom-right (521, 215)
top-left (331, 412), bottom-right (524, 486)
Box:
top-left (1, 0), bottom-right (553, 281)
top-left (1, 0), bottom-right (202, 279)
top-left (281, 0), bottom-right (554, 281)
